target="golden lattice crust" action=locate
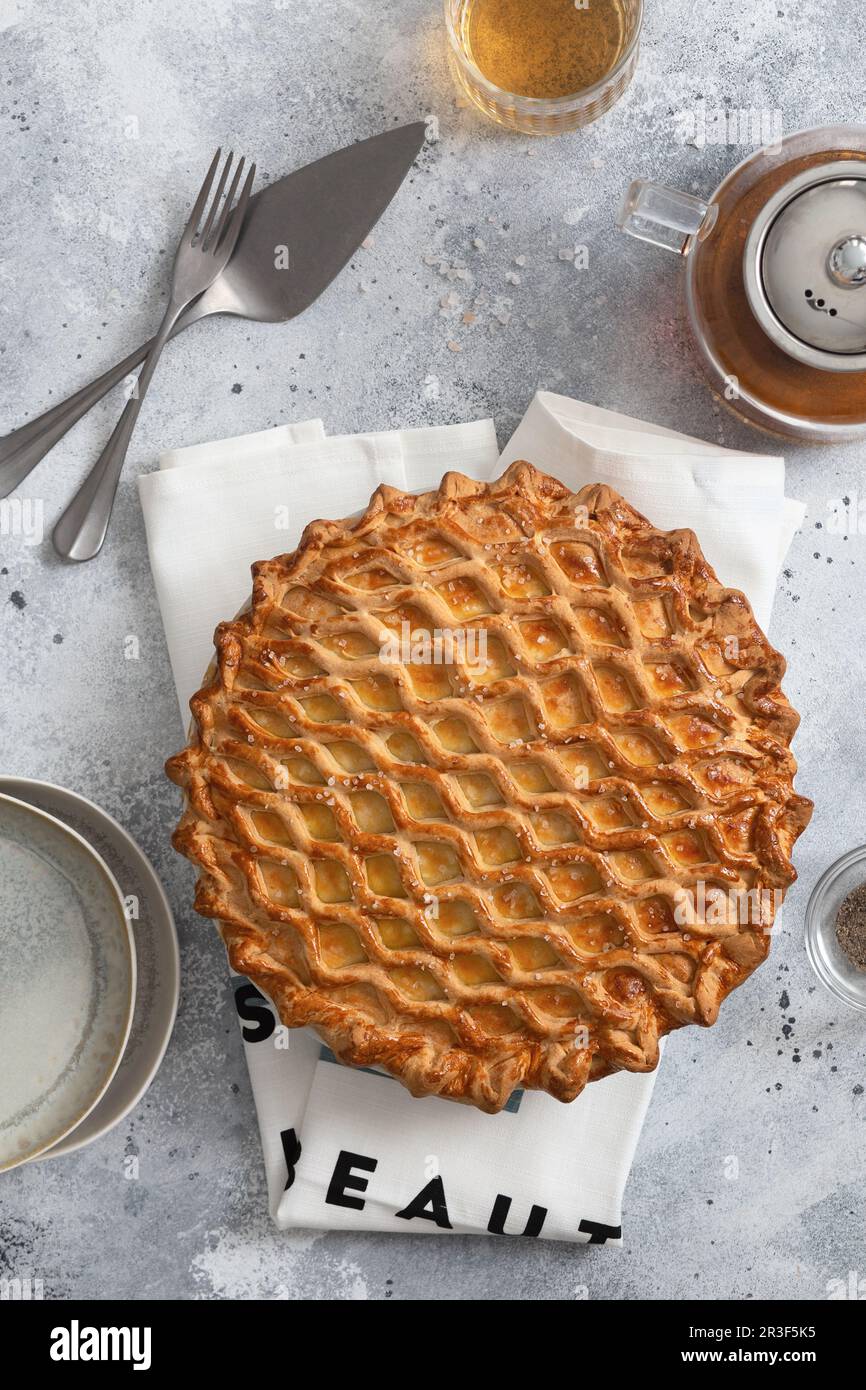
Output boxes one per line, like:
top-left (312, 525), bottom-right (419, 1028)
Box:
top-left (167, 462), bottom-right (811, 1113)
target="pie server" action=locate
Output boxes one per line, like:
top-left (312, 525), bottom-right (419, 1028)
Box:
top-left (0, 122), bottom-right (427, 498)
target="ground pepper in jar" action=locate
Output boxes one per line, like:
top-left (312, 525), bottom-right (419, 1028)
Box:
top-left (835, 882), bottom-right (866, 971)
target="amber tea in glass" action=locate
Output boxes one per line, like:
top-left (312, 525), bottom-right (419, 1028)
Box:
top-left (445, 0), bottom-right (643, 134)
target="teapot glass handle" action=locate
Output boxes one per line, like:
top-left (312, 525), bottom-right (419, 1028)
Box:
top-left (617, 179), bottom-right (719, 256)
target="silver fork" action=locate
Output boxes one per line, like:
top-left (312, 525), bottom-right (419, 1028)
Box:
top-left (53, 150), bottom-right (256, 562)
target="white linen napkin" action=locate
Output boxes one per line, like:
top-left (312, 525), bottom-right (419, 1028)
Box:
top-left (500, 393), bottom-right (805, 630)
top-left (138, 395), bottom-right (804, 1243)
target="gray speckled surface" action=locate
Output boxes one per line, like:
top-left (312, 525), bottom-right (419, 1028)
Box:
top-left (1, 0), bottom-right (863, 1300)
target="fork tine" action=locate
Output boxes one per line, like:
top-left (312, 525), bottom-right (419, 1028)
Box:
top-left (198, 150), bottom-right (234, 251)
top-left (216, 161), bottom-right (256, 260)
top-left (208, 156), bottom-right (245, 253)
top-left (181, 148), bottom-right (222, 246)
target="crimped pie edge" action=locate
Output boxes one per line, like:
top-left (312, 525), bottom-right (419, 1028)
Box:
top-left (167, 461), bottom-right (812, 1113)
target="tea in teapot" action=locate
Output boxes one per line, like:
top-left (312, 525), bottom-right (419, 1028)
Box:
top-left (619, 126), bottom-right (866, 441)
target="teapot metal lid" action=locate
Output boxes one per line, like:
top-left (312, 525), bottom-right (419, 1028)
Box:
top-left (744, 160), bottom-right (866, 371)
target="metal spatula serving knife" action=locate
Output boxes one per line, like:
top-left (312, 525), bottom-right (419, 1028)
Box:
top-left (0, 123), bottom-right (426, 505)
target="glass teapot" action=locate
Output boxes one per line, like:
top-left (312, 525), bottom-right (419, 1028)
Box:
top-left (618, 125), bottom-right (866, 442)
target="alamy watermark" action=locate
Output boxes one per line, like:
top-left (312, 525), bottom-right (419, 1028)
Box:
top-left (0, 496), bottom-right (43, 546)
top-left (674, 100), bottom-right (783, 152)
top-left (0, 1276), bottom-right (43, 1300)
top-left (826, 1270), bottom-right (866, 1299)
top-left (378, 620), bottom-right (488, 671)
top-left (50, 1322), bottom-right (151, 1370)
top-left (673, 882), bottom-right (784, 931)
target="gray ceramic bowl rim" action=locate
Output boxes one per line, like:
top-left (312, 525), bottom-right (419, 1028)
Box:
top-left (0, 791), bottom-right (137, 1171)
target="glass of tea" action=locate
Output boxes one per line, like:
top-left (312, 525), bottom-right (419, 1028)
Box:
top-left (444, 0), bottom-right (643, 135)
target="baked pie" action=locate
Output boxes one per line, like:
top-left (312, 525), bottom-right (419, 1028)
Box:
top-left (167, 462), bottom-right (811, 1113)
